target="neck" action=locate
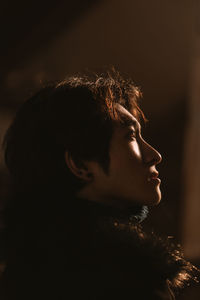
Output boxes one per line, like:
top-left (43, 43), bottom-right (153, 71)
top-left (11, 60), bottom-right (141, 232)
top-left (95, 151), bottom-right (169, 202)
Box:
top-left (75, 194), bottom-right (149, 226)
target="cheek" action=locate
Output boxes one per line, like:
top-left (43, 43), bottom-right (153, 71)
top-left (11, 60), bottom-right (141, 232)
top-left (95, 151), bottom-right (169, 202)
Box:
top-left (110, 143), bottom-right (142, 175)
top-left (128, 141), bottom-right (142, 159)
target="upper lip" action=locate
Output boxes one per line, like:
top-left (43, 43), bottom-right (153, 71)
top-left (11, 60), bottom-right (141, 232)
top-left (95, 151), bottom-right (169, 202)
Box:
top-left (149, 171), bottom-right (159, 179)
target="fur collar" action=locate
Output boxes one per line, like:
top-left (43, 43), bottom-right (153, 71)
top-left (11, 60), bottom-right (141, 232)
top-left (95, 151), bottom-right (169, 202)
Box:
top-left (69, 197), bottom-right (199, 295)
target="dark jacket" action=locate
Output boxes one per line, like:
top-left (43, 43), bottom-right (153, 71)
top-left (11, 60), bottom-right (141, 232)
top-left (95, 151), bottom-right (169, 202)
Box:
top-left (1, 194), bottom-right (199, 300)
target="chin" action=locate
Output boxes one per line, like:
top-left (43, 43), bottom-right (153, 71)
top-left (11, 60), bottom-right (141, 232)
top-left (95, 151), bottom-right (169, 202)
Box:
top-left (141, 188), bottom-right (162, 207)
top-left (149, 190), bottom-right (162, 206)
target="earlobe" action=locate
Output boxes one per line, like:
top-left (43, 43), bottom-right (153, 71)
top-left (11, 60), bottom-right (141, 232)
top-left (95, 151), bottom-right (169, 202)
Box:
top-left (64, 151), bottom-right (93, 182)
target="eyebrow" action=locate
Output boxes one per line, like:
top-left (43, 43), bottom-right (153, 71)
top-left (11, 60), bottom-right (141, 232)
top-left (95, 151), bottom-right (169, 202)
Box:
top-left (120, 117), bottom-right (141, 131)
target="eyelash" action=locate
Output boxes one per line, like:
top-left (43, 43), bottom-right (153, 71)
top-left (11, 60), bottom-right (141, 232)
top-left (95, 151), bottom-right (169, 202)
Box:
top-left (129, 131), bottom-right (137, 140)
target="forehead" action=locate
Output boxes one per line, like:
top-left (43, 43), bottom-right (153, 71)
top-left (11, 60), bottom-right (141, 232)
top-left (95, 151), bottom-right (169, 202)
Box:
top-left (114, 103), bottom-right (141, 130)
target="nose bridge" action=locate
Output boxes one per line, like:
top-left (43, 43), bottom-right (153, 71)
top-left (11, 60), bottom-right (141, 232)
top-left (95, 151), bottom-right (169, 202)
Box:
top-left (141, 138), bottom-right (162, 165)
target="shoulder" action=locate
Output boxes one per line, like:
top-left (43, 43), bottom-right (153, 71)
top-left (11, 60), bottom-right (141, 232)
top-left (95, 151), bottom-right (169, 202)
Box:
top-left (82, 222), bottom-right (199, 298)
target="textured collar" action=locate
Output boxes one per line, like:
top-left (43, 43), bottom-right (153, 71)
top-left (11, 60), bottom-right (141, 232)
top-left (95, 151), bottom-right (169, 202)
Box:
top-left (73, 196), bottom-right (149, 226)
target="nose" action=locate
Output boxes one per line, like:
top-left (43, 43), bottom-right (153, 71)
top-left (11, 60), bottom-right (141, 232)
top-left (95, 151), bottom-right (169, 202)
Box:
top-left (141, 139), bottom-right (162, 165)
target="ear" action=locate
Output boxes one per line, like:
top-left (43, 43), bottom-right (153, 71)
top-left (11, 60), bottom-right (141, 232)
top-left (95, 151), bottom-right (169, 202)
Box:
top-left (64, 151), bottom-right (93, 182)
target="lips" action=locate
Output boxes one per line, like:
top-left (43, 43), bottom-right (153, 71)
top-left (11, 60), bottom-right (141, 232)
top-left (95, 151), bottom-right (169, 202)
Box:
top-left (150, 172), bottom-right (159, 179)
top-left (147, 171), bottom-right (160, 182)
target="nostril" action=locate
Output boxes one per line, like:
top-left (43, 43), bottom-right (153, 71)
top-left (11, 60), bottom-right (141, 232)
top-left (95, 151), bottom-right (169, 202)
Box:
top-left (141, 139), bottom-right (162, 165)
top-left (156, 152), bottom-right (162, 164)
top-left (149, 150), bottom-right (162, 166)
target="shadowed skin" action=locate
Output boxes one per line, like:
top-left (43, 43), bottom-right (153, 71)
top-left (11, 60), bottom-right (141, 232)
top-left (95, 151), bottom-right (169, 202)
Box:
top-left (76, 104), bottom-right (162, 209)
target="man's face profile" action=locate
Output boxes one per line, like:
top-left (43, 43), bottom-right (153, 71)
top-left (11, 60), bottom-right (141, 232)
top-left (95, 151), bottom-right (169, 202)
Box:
top-left (76, 104), bottom-right (162, 208)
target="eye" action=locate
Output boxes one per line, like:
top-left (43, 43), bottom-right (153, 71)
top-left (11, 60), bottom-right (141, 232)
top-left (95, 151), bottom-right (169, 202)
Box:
top-left (128, 130), bottom-right (137, 140)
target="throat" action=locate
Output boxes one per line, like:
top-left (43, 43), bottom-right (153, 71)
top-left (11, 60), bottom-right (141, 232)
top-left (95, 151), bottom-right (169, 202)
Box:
top-left (88, 200), bottom-right (149, 226)
top-left (108, 204), bottom-right (149, 225)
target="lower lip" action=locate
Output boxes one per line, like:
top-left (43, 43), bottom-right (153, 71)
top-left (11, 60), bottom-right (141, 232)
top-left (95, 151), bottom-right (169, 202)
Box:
top-left (148, 177), bottom-right (161, 184)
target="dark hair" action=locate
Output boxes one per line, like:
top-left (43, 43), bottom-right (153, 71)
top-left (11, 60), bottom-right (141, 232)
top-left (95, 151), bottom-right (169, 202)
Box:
top-left (1, 70), bottom-right (145, 277)
top-left (3, 70), bottom-right (144, 196)
top-left (1, 71), bottom-right (199, 300)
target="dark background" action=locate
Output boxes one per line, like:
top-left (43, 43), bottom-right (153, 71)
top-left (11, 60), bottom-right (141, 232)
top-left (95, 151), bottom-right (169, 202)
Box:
top-left (0, 0), bottom-right (199, 297)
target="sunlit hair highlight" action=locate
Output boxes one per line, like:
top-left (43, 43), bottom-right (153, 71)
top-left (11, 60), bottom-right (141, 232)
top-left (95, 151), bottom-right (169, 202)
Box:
top-left (3, 69), bottom-right (145, 195)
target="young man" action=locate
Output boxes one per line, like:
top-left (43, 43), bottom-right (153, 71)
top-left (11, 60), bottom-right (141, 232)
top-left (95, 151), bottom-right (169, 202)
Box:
top-left (1, 71), bottom-right (198, 299)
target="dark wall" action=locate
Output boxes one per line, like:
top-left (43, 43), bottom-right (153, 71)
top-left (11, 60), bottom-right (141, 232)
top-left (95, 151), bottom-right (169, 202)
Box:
top-left (0, 0), bottom-right (197, 243)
